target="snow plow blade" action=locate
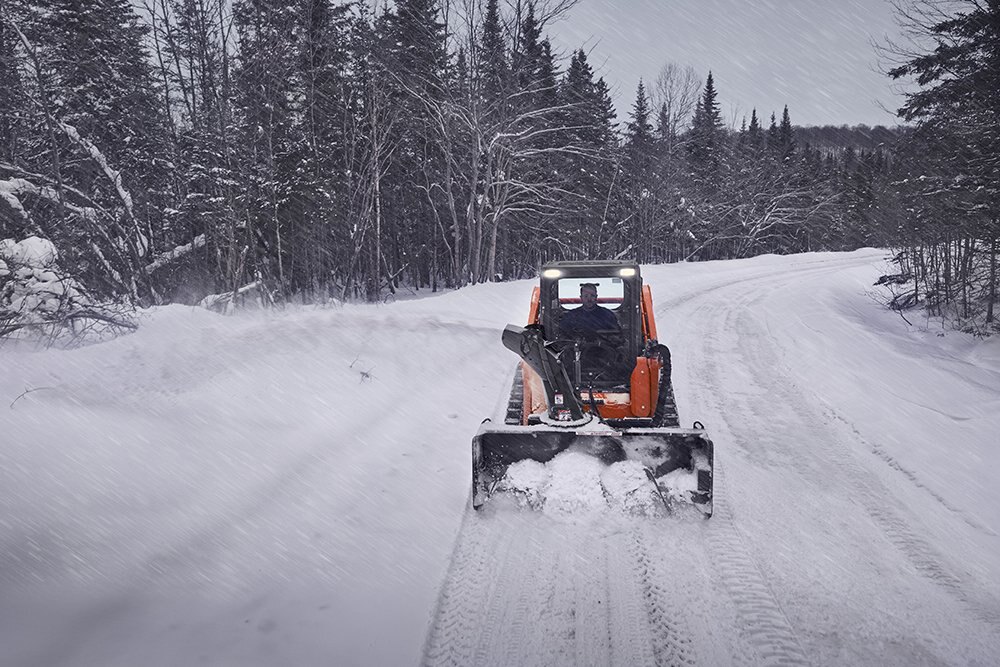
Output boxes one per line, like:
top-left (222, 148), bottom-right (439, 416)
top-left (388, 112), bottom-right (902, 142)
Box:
top-left (472, 421), bottom-right (713, 516)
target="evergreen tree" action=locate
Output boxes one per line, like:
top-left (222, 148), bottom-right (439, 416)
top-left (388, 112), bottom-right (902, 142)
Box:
top-left (777, 105), bottom-right (796, 160)
top-left (740, 108), bottom-right (763, 155)
top-left (43, 0), bottom-right (166, 165)
top-left (290, 0), bottom-right (353, 296)
top-left (888, 0), bottom-right (1000, 325)
top-left (512, 2), bottom-right (557, 112)
top-left (555, 49), bottom-right (618, 258)
top-left (621, 80), bottom-right (661, 261)
top-left (0, 3), bottom-right (26, 168)
top-left (381, 0), bottom-right (450, 290)
top-left (747, 109), bottom-right (761, 145)
top-left (20, 0), bottom-right (173, 299)
top-left (514, 2), bottom-right (541, 93)
top-left (766, 112), bottom-right (780, 153)
top-left (623, 80), bottom-right (655, 177)
top-left (687, 71), bottom-right (723, 193)
top-left (480, 0), bottom-right (508, 113)
top-left (232, 0), bottom-right (301, 294)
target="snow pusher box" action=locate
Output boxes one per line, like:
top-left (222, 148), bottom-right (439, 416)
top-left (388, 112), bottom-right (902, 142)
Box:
top-left (472, 260), bottom-right (714, 517)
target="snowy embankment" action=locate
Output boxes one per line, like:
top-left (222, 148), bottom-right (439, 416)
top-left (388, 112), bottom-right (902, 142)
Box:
top-left (2, 249), bottom-right (999, 666)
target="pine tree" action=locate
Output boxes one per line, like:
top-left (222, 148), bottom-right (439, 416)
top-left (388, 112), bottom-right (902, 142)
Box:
top-left (380, 0), bottom-right (449, 290)
top-left (514, 1), bottom-right (541, 93)
top-left (512, 2), bottom-right (557, 113)
top-left (778, 105), bottom-right (796, 160)
top-left (623, 80), bottom-right (655, 182)
top-left (232, 0), bottom-right (301, 296)
top-left (766, 112), bottom-right (780, 153)
top-left (888, 0), bottom-right (1000, 325)
top-left (555, 49), bottom-right (618, 257)
top-left (592, 76), bottom-right (618, 149)
top-left (562, 49), bottom-right (607, 146)
top-left (18, 0), bottom-right (173, 300)
top-left (687, 71), bottom-right (723, 193)
top-left (480, 0), bottom-right (508, 114)
top-left (0, 3), bottom-right (26, 168)
top-left (0, 0), bottom-right (31, 245)
top-left (746, 108), bottom-right (762, 150)
top-left (621, 80), bottom-right (660, 261)
top-left (290, 0), bottom-right (353, 296)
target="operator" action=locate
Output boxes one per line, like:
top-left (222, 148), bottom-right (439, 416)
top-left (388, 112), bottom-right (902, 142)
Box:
top-left (559, 282), bottom-right (620, 337)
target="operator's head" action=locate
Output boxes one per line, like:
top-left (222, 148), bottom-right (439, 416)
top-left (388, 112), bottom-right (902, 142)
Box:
top-left (580, 283), bottom-right (598, 310)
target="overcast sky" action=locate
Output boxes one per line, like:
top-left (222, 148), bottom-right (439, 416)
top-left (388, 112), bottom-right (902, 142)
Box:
top-left (546, 0), bottom-right (906, 128)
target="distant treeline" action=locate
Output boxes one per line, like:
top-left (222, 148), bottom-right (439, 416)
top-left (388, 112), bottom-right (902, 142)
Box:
top-left (795, 125), bottom-right (903, 153)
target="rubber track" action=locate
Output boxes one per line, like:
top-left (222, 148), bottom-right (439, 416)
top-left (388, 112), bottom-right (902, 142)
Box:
top-left (504, 364), bottom-right (524, 425)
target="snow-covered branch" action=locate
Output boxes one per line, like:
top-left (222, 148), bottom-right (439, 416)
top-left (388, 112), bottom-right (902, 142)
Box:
top-left (145, 234), bottom-right (208, 273)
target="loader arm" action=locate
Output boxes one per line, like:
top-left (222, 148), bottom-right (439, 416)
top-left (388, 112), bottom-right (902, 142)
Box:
top-left (501, 324), bottom-right (585, 422)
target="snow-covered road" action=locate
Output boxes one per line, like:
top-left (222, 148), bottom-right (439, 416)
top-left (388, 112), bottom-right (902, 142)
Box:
top-left (422, 251), bottom-right (1000, 666)
top-left (2, 250), bottom-right (999, 666)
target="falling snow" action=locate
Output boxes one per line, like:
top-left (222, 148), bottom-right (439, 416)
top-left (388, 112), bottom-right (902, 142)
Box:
top-left (2, 249), bottom-right (999, 666)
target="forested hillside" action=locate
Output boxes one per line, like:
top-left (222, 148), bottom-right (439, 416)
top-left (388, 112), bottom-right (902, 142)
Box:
top-left (0, 0), bottom-right (997, 337)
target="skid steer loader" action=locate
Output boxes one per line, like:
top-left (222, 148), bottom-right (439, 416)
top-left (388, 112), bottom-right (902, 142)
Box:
top-left (472, 260), bottom-right (714, 516)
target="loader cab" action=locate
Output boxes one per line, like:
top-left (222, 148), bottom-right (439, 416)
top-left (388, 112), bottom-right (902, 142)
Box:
top-left (537, 260), bottom-right (644, 387)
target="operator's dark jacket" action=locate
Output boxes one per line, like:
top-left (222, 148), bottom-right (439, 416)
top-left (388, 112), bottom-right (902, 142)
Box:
top-left (559, 305), bottom-right (619, 336)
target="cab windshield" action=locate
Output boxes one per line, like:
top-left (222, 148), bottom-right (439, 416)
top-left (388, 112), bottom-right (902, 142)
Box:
top-left (557, 277), bottom-right (625, 310)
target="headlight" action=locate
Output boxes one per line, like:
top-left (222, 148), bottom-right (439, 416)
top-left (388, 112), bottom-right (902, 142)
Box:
top-left (542, 269), bottom-right (562, 278)
top-left (619, 267), bottom-right (636, 277)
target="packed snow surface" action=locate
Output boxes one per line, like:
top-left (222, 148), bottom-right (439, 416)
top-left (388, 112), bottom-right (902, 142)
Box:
top-left (2, 249), bottom-right (999, 666)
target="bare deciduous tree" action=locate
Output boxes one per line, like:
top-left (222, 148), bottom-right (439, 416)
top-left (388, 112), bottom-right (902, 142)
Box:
top-left (651, 62), bottom-right (700, 149)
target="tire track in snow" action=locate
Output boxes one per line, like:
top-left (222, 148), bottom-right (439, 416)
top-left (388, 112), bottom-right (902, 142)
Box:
top-left (699, 260), bottom-right (1000, 631)
top-left (422, 507), bottom-right (514, 667)
top-left (479, 527), bottom-right (541, 666)
top-left (428, 509), bottom-right (763, 666)
top-left (736, 284), bottom-right (1000, 627)
top-left (605, 531), bottom-right (659, 666)
top-left (424, 512), bottom-right (660, 667)
top-left (486, 519), bottom-right (579, 667)
top-left (627, 527), bottom-right (697, 666)
top-left (669, 276), bottom-right (831, 666)
top-left (636, 259), bottom-right (858, 665)
top-left (685, 358), bottom-right (812, 663)
top-left (531, 545), bottom-right (576, 667)
top-left (819, 404), bottom-right (997, 537)
top-left (810, 404), bottom-right (1000, 627)
top-left (568, 535), bottom-right (613, 666)
top-left (705, 459), bottom-right (810, 666)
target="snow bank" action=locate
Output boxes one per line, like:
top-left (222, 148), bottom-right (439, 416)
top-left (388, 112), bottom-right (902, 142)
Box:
top-left (0, 236), bottom-right (132, 346)
top-left (0, 236), bottom-right (86, 316)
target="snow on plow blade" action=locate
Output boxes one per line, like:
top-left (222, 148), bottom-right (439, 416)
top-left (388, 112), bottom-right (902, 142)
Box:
top-left (472, 421), bottom-right (713, 517)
